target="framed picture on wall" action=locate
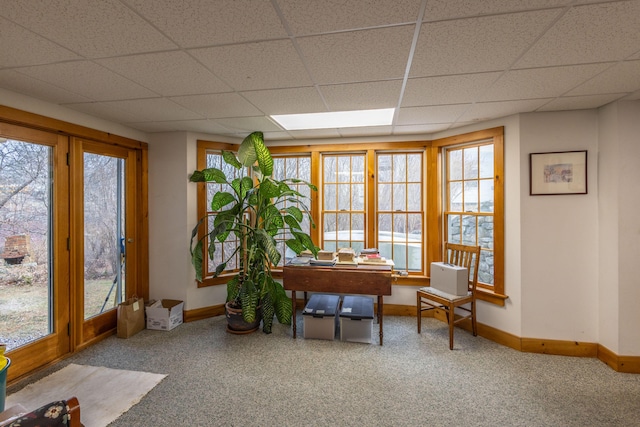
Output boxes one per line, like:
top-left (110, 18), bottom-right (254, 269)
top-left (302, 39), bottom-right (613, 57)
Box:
top-left (529, 150), bottom-right (587, 195)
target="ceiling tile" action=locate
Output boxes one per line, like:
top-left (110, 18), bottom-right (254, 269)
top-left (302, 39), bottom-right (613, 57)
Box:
top-left (16, 61), bottom-right (158, 101)
top-left (241, 87), bottom-right (327, 115)
top-left (190, 40), bottom-right (312, 91)
top-left (96, 51), bottom-right (231, 96)
top-left (278, 0), bottom-right (422, 35)
top-left (567, 60), bottom-right (640, 96)
top-left (515, 1), bottom-right (640, 68)
top-left (423, 0), bottom-right (571, 21)
top-left (124, 0), bottom-right (287, 47)
top-left (480, 63), bottom-right (610, 102)
top-left (66, 98), bottom-right (202, 123)
top-left (297, 26), bottom-right (415, 84)
top-left (396, 104), bottom-right (469, 125)
top-left (411, 9), bottom-right (561, 77)
top-left (320, 80), bottom-right (403, 110)
top-left (539, 94), bottom-right (626, 111)
top-left (458, 99), bottom-right (550, 122)
top-left (212, 116), bottom-right (284, 133)
top-left (0, 70), bottom-right (91, 104)
top-left (169, 93), bottom-right (262, 118)
top-left (0, 0), bottom-right (175, 57)
top-left (402, 73), bottom-right (501, 107)
top-left (0, 16), bottom-right (81, 67)
top-left (128, 119), bottom-right (234, 134)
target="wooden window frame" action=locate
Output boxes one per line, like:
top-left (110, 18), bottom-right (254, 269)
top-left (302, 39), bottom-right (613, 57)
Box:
top-left (430, 127), bottom-right (506, 305)
top-left (195, 140), bottom-right (244, 287)
top-left (375, 151), bottom-right (425, 275)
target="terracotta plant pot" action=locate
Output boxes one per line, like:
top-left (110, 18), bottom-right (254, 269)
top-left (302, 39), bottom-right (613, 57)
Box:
top-left (225, 301), bottom-right (261, 334)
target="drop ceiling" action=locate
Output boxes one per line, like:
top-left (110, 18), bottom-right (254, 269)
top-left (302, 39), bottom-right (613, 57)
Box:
top-left (1, 0), bottom-right (639, 141)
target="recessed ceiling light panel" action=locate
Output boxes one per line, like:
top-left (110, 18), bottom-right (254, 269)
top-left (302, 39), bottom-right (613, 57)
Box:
top-left (271, 108), bottom-right (394, 130)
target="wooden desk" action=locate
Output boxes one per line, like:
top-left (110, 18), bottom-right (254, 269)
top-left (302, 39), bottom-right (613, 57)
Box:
top-left (283, 264), bottom-right (392, 345)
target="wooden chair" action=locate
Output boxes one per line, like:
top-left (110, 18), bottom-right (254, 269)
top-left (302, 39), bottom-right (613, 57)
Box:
top-left (417, 243), bottom-right (481, 350)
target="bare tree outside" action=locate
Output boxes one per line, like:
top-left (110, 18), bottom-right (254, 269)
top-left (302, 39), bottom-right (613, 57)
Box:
top-left (0, 139), bottom-right (52, 350)
top-left (0, 139), bottom-right (122, 351)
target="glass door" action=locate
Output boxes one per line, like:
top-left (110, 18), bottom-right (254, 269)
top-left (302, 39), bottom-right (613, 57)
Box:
top-left (0, 124), bottom-right (70, 380)
top-left (72, 139), bottom-right (139, 345)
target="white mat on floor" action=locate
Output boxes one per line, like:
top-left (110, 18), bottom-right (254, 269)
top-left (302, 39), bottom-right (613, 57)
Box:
top-left (6, 363), bottom-right (166, 427)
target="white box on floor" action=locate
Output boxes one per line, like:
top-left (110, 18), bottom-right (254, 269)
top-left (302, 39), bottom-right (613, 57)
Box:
top-left (145, 299), bottom-right (184, 331)
top-left (430, 262), bottom-right (468, 296)
top-left (303, 294), bottom-right (340, 340)
top-left (339, 295), bottom-right (374, 344)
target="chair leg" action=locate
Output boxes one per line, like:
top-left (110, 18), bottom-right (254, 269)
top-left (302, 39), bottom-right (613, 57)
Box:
top-left (471, 301), bottom-right (477, 337)
top-left (448, 304), bottom-right (455, 350)
top-left (416, 293), bottom-right (422, 334)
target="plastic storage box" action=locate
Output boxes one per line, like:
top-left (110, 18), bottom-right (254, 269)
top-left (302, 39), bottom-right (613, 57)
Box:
top-left (339, 295), bottom-right (374, 343)
top-left (303, 294), bottom-right (340, 340)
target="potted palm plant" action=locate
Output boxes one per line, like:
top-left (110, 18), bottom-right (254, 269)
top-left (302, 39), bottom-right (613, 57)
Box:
top-left (189, 131), bottom-right (318, 333)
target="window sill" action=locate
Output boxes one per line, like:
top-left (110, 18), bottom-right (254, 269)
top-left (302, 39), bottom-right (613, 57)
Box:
top-left (476, 288), bottom-right (508, 306)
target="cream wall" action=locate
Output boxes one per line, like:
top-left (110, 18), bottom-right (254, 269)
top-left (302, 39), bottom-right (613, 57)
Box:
top-left (598, 101), bottom-right (640, 355)
top-left (519, 110), bottom-right (600, 342)
top-left (615, 101), bottom-right (640, 355)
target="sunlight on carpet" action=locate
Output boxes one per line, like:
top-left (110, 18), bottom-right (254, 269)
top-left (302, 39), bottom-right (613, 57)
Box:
top-left (6, 364), bottom-right (166, 427)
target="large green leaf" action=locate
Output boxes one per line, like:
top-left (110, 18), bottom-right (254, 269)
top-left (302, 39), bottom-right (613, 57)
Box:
top-left (191, 239), bottom-right (204, 281)
top-left (238, 131), bottom-right (261, 167)
top-left (261, 292), bottom-right (275, 334)
top-left (210, 192), bottom-right (236, 211)
top-left (240, 279), bottom-right (260, 323)
top-left (259, 178), bottom-right (280, 199)
top-left (227, 276), bottom-right (240, 302)
top-left (272, 281), bottom-right (292, 325)
top-left (255, 228), bottom-right (280, 266)
top-left (222, 150), bottom-right (242, 169)
top-left (238, 131), bottom-right (273, 177)
top-left (285, 206), bottom-right (303, 222)
top-left (283, 214), bottom-right (302, 232)
top-left (189, 167), bottom-right (227, 183)
top-left (254, 137), bottom-right (273, 177)
top-left (285, 178), bottom-right (318, 192)
top-left (240, 176), bottom-right (254, 199)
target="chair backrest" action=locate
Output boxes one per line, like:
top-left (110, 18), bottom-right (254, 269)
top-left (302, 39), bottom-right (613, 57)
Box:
top-left (444, 242), bottom-right (481, 293)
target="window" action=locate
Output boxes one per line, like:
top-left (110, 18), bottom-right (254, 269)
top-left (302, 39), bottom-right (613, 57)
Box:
top-left (204, 150), bottom-right (246, 275)
top-left (196, 141), bottom-right (245, 286)
top-left (445, 143), bottom-right (494, 283)
top-left (197, 127), bottom-right (504, 303)
top-left (322, 154), bottom-right (366, 253)
top-left (377, 153), bottom-right (424, 273)
top-left (272, 155), bottom-right (312, 266)
top-left (434, 127), bottom-right (504, 299)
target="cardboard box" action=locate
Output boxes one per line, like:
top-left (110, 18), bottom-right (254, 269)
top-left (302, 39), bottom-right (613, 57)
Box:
top-left (303, 294), bottom-right (340, 340)
top-left (340, 295), bottom-right (374, 344)
top-left (145, 299), bottom-right (184, 331)
top-left (430, 262), bottom-right (468, 296)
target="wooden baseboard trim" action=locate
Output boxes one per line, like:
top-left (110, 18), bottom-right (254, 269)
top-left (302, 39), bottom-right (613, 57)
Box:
top-left (184, 304), bottom-right (225, 323)
top-left (183, 303), bottom-right (640, 374)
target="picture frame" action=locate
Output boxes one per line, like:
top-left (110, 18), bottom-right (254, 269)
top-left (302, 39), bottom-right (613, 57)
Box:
top-left (529, 150), bottom-right (587, 195)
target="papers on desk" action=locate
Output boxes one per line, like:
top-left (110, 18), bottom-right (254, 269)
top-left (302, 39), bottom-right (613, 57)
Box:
top-left (287, 256), bottom-right (394, 267)
top-left (309, 258), bottom-right (336, 266)
top-left (288, 256), bottom-right (311, 265)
